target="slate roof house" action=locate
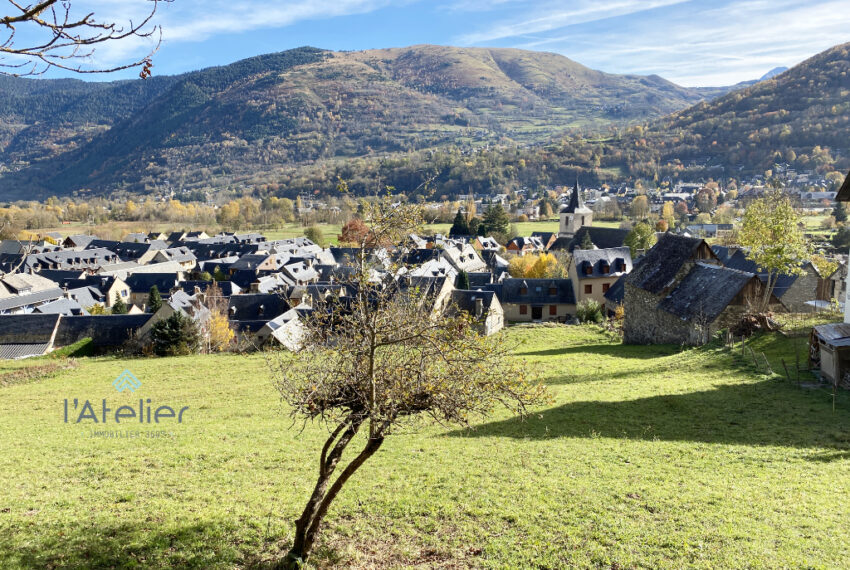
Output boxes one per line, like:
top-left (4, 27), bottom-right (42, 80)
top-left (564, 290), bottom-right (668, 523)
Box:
top-left (530, 231), bottom-right (558, 251)
top-left (125, 273), bottom-right (181, 309)
top-left (505, 236), bottom-right (545, 255)
top-left (569, 247), bottom-right (632, 305)
top-left (623, 234), bottom-right (781, 345)
top-left (484, 278), bottom-right (576, 323)
top-left (448, 289), bottom-right (504, 335)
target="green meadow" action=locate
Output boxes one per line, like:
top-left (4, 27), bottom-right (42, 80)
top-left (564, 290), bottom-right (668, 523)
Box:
top-left (1, 324), bottom-right (848, 569)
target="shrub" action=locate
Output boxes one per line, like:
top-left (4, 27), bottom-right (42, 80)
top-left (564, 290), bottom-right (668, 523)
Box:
top-left (576, 299), bottom-right (604, 324)
top-left (151, 312), bottom-right (201, 356)
top-left (304, 225), bottom-right (327, 247)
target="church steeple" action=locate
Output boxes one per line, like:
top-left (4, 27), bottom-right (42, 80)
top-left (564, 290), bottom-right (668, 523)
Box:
top-left (558, 180), bottom-right (593, 238)
top-left (563, 180), bottom-right (583, 213)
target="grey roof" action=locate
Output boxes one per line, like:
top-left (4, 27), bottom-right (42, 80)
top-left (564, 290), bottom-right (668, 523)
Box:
top-left (573, 247), bottom-right (632, 279)
top-left (66, 286), bottom-right (103, 308)
top-left (123, 233), bottom-right (149, 243)
top-left (722, 249), bottom-right (808, 299)
top-left (814, 322), bottom-right (850, 347)
top-left (229, 253), bottom-right (272, 271)
top-left (467, 272), bottom-right (494, 288)
top-left (124, 273), bottom-right (180, 294)
top-left (62, 235), bottom-right (97, 248)
top-left (0, 343), bottom-right (51, 359)
top-left (0, 313), bottom-right (61, 343)
top-left (626, 234), bottom-right (712, 295)
top-left (33, 298), bottom-right (89, 316)
top-left (54, 315), bottom-right (151, 347)
top-left (658, 263), bottom-right (756, 322)
top-left (179, 280), bottom-right (241, 296)
top-left (0, 287), bottom-right (65, 312)
top-left (88, 239), bottom-right (166, 260)
top-left (450, 289), bottom-right (497, 316)
top-left (484, 278), bottom-right (576, 305)
top-left (549, 227), bottom-right (630, 252)
top-left (710, 245), bottom-right (737, 265)
top-left (228, 294), bottom-right (290, 321)
top-left (507, 236), bottom-right (545, 250)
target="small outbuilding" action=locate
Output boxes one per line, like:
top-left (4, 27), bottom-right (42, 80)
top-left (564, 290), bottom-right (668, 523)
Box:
top-left (811, 323), bottom-right (850, 388)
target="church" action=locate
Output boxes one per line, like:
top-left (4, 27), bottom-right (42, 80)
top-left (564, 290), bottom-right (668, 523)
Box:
top-left (550, 182), bottom-right (629, 252)
top-left (559, 181), bottom-right (594, 238)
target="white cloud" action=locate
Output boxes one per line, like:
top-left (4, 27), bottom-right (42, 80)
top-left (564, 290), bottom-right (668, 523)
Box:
top-left (468, 0), bottom-right (850, 85)
top-left (456, 0), bottom-right (690, 44)
top-left (69, 0), bottom-right (401, 68)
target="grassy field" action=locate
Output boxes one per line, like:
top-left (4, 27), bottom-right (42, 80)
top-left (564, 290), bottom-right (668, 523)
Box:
top-left (1, 324), bottom-right (849, 568)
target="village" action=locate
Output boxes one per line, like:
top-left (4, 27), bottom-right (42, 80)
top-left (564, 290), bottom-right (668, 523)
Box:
top-left (0, 175), bottom-right (847, 388)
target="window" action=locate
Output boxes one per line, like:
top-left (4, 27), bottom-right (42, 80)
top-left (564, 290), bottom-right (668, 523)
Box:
top-left (548, 287), bottom-right (557, 295)
top-left (519, 304), bottom-right (528, 315)
top-left (549, 305), bottom-right (557, 316)
top-left (584, 284), bottom-right (592, 294)
top-left (601, 263), bottom-right (610, 274)
top-left (584, 265), bottom-right (593, 275)
top-left (519, 287), bottom-right (528, 295)
top-left (603, 283), bottom-right (610, 293)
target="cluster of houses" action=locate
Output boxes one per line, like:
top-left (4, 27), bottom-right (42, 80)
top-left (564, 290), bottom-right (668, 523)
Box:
top-left (0, 180), bottom-right (843, 359)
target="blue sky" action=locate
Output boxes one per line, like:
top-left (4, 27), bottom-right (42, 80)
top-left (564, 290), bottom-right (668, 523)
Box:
top-left (31, 0), bottom-right (850, 86)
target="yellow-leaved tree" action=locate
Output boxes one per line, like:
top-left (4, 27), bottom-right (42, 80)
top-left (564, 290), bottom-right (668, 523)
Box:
top-left (739, 190), bottom-right (812, 311)
top-left (204, 282), bottom-right (234, 352)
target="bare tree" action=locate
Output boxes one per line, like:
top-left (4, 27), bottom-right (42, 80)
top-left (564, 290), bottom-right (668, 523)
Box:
top-left (268, 196), bottom-right (547, 568)
top-left (0, 0), bottom-right (168, 76)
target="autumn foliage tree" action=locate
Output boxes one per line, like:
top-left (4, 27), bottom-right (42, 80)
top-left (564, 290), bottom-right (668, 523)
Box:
top-left (203, 282), bottom-right (234, 352)
top-left (337, 218), bottom-right (371, 246)
top-left (508, 252), bottom-right (560, 278)
top-left (269, 196), bottom-right (546, 568)
top-left (739, 190), bottom-right (812, 311)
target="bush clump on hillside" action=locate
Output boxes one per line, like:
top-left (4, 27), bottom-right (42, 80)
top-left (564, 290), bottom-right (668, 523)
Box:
top-left (151, 312), bottom-right (201, 356)
top-left (576, 299), bottom-right (604, 324)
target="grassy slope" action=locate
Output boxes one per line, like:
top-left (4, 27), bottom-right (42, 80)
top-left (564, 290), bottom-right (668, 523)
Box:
top-left (0, 326), bottom-right (848, 569)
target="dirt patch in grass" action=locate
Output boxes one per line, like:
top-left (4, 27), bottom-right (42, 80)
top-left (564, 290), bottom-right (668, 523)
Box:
top-left (0, 360), bottom-right (77, 388)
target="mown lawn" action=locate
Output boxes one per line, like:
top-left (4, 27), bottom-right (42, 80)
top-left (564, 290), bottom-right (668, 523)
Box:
top-left (1, 325), bottom-right (849, 568)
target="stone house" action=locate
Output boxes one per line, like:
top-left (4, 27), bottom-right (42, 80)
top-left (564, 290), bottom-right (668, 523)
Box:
top-left (568, 247), bottom-right (632, 305)
top-left (623, 234), bottom-right (781, 345)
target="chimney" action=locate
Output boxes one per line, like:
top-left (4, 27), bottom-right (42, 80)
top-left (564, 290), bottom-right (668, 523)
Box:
top-left (474, 297), bottom-right (483, 318)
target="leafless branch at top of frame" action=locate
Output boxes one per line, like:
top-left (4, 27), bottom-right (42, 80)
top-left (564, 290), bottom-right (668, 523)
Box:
top-left (0, 0), bottom-right (171, 77)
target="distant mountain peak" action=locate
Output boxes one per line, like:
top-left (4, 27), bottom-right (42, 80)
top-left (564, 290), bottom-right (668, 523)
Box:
top-left (759, 66), bottom-right (788, 81)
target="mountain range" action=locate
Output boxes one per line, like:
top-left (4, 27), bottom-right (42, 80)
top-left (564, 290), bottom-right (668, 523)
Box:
top-left (0, 45), bottom-right (752, 199)
top-left (0, 41), bottom-right (842, 200)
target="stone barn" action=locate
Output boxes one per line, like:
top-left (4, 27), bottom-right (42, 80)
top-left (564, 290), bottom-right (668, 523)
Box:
top-left (623, 234), bottom-right (781, 345)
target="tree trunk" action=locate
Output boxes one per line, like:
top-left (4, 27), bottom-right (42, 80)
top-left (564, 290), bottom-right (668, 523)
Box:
top-left (282, 432), bottom-right (385, 569)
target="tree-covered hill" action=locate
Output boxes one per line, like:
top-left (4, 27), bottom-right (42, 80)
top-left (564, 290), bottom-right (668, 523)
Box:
top-left (0, 45), bottom-right (728, 198)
